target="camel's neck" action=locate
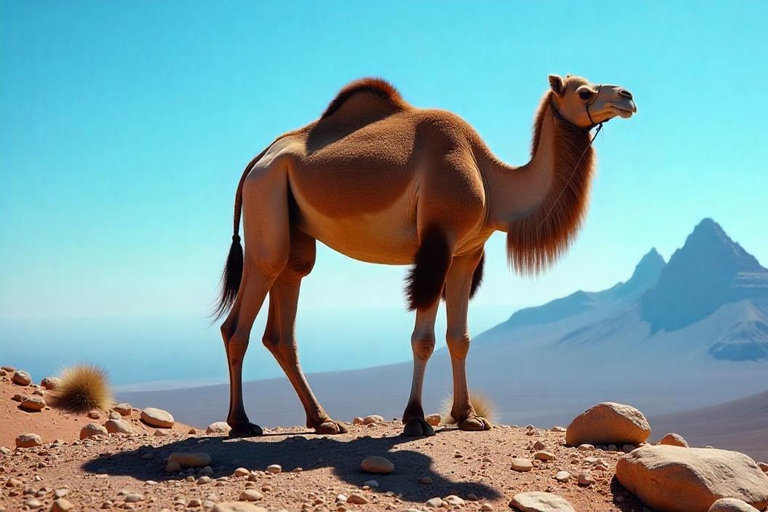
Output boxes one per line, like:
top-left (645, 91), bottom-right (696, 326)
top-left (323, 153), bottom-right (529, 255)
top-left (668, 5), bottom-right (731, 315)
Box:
top-left (482, 93), bottom-right (595, 275)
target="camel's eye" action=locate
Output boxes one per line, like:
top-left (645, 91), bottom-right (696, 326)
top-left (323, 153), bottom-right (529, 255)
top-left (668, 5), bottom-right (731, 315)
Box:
top-left (578, 89), bottom-right (595, 101)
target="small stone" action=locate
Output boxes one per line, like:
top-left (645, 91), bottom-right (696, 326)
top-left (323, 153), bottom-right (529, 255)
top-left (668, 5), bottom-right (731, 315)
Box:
top-left (362, 415), bottom-right (384, 424)
top-left (140, 407), bottom-right (175, 428)
top-left (12, 370), bottom-right (32, 386)
top-left (352, 417), bottom-right (364, 425)
top-left (534, 451), bottom-right (555, 461)
top-left (168, 452), bottom-right (212, 468)
top-left (54, 489), bottom-right (70, 499)
top-left (20, 396), bottom-right (46, 412)
top-left (239, 489), bottom-right (263, 501)
top-left (419, 476), bottom-right (433, 485)
top-left (206, 422), bottom-right (230, 434)
top-left (40, 377), bottom-right (60, 390)
top-left (198, 476), bottom-right (212, 484)
top-left (426, 497), bottom-right (443, 508)
top-left (622, 444), bottom-right (636, 453)
top-left (346, 494), bottom-right (368, 505)
top-left (510, 492), bottom-right (575, 512)
top-left (87, 409), bottom-right (100, 419)
top-left (577, 444), bottom-right (594, 451)
top-left (11, 393), bottom-right (26, 402)
top-left (188, 498), bottom-right (203, 507)
top-left (658, 432), bottom-right (689, 448)
top-left (16, 433), bottom-right (42, 448)
top-left (425, 414), bottom-right (442, 426)
top-left (510, 458), bottom-right (533, 472)
top-left (265, 464), bottom-right (281, 474)
top-left (165, 461), bottom-right (182, 473)
top-left (480, 504), bottom-right (494, 511)
top-left (532, 440), bottom-right (547, 451)
top-left (360, 456), bottom-right (394, 474)
top-left (444, 495), bottom-right (464, 506)
top-left (708, 497), bottom-right (763, 511)
top-left (105, 419), bottom-right (133, 434)
top-left (154, 428), bottom-right (171, 437)
top-left (113, 403), bottom-right (132, 416)
top-left (51, 498), bottom-right (74, 512)
top-left (578, 471), bottom-right (595, 486)
top-left (125, 493), bottom-right (144, 503)
top-left (363, 479), bottom-right (379, 489)
top-left (234, 467), bottom-right (250, 477)
top-left (25, 498), bottom-right (42, 509)
top-left (212, 504), bottom-right (268, 512)
top-left (80, 423), bottom-right (108, 440)
top-left (555, 470), bottom-right (571, 482)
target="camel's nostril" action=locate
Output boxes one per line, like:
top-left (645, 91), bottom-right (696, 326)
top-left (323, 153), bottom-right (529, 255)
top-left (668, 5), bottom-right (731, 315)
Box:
top-left (618, 89), bottom-right (633, 100)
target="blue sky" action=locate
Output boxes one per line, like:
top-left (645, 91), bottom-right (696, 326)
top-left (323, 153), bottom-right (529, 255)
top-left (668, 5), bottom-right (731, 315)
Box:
top-left (1, 2), bottom-right (767, 385)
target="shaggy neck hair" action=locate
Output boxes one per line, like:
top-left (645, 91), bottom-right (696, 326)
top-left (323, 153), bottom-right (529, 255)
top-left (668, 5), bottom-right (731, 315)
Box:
top-left (506, 92), bottom-right (596, 275)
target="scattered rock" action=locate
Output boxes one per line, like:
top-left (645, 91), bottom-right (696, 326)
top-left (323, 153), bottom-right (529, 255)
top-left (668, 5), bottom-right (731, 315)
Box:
top-left (566, 402), bottom-right (651, 446)
top-left (444, 495), bottom-right (464, 506)
top-left (347, 494), bottom-right (368, 505)
top-left (51, 498), bottom-right (74, 512)
top-left (352, 417), bottom-right (364, 425)
top-left (363, 415), bottom-right (384, 425)
top-left (534, 451), bottom-right (555, 461)
top-left (659, 432), bottom-right (689, 447)
top-left (124, 493), bottom-right (144, 503)
top-left (16, 433), bottom-right (42, 448)
top-left (510, 458), bottom-right (533, 472)
top-left (419, 476), bottom-right (433, 485)
top-left (426, 497), bottom-right (443, 508)
top-left (207, 422), bottom-right (230, 434)
top-left (11, 393), bottom-right (26, 402)
top-left (239, 490), bottom-right (263, 502)
top-left (12, 370), bottom-right (31, 386)
top-left (113, 403), bottom-right (132, 416)
top-left (104, 419), bottom-right (133, 434)
top-left (360, 455), bottom-right (394, 474)
top-left (509, 492), bottom-right (576, 512)
top-left (362, 479), bottom-right (379, 489)
top-left (140, 407), bottom-right (175, 428)
top-left (80, 423), bottom-right (108, 440)
top-left (165, 461), bottom-right (182, 473)
top-left (622, 444), bottom-right (636, 453)
top-left (168, 452), bottom-right (212, 468)
top-left (234, 467), bottom-right (250, 477)
top-left (577, 444), bottom-right (594, 451)
top-left (87, 409), bottom-right (100, 419)
top-left (708, 498), bottom-right (760, 511)
top-left (532, 440), bottom-right (547, 451)
top-left (20, 396), bottom-right (46, 412)
top-left (425, 414), bottom-right (442, 426)
top-left (480, 504), bottom-right (494, 511)
top-left (616, 445), bottom-right (768, 511)
top-left (555, 470), bottom-right (571, 482)
top-left (212, 503), bottom-right (268, 512)
top-left (578, 471), bottom-right (595, 487)
top-left (265, 464), bottom-right (281, 474)
top-left (40, 377), bottom-right (60, 390)
top-left (154, 428), bottom-right (171, 437)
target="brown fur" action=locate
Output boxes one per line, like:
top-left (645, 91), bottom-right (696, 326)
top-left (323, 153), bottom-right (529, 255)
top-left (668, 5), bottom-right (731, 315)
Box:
top-left (321, 77), bottom-right (409, 119)
top-left (406, 224), bottom-right (452, 310)
top-left (506, 92), bottom-right (595, 275)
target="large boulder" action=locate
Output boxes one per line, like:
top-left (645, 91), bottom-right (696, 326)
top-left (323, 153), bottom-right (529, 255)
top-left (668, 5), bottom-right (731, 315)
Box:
top-left (566, 402), bottom-right (650, 446)
top-left (616, 445), bottom-right (768, 511)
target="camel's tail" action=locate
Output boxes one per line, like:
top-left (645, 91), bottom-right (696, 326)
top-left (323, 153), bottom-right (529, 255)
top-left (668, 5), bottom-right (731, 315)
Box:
top-left (212, 147), bottom-right (273, 321)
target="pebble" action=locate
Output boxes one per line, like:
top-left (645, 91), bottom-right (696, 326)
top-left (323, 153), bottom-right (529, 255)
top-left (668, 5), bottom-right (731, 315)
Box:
top-left (188, 498), bottom-right (202, 507)
top-left (206, 422), bottom-right (231, 434)
top-left (12, 370), bottom-right (32, 386)
top-left (426, 497), bottom-right (443, 508)
top-left (234, 467), bottom-right (250, 477)
top-left (510, 458), bottom-right (533, 472)
top-left (165, 461), bottom-right (182, 473)
top-left (15, 433), bottom-right (42, 448)
top-left (239, 489), bottom-right (263, 501)
top-left (534, 451), bottom-right (555, 461)
top-left (360, 456), bottom-right (394, 474)
top-left (362, 415), bottom-right (384, 425)
top-left (578, 471), bottom-right (595, 486)
top-left (266, 464), bottom-right (282, 474)
top-left (105, 419), bottom-right (133, 434)
top-left (168, 452), bottom-right (212, 468)
top-left (658, 432), bottom-right (689, 448)
top-left (578, 444), bottom-right (594, 451)
top-left (40, 377), bottom-right (60, 390)
top-left (87, 409), bottom-right (100, 419)
top-left (197, 476), bottom-right (211, 484)
top-left (419, 476), bottom-right (433, 485)
top-left (140, 407), bottom-right (175, 428)
top-left (11, 393), bottom-right (26, 402)
top-left (555, 470), bottom-right (571, 482)
top-left (113, 403), bottom-right (132, 416)
top-left (352, 417), bottom-right (364, 425)
top-left (362, 479), bottom-right (379, 489)
top-left (51, 498), bottom-right (74, 512)
top-left (80, 423), bottom-right (108, 440)
top-left (346, 494), bottom-right (368, 505)
top-left (622, 444), bottom-right (636, 453)
top-left (154, 428), bottom-right (171, 437)
top-left (532, 440), bottom-right (547, 451)
top-left (54, 489), bottom-right (70, 498)
top-left (25, 498), bottom-right (42, 509)
top-left (444, 495), bottom-right (464, 506)
top-left (425, 414), bottom-right (442, 426)
top-left (200, 466), bottom-right (214, 476)
top-left (125, 493), bottom-right (144, 503)
top-left (20, 396), bottom-right (46, 412)
top-left (480, 504), bottom-right (494, 511)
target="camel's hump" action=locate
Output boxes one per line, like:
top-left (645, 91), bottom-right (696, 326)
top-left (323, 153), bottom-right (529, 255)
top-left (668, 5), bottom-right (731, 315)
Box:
top-left (321, 78), bottom-right (409, 119)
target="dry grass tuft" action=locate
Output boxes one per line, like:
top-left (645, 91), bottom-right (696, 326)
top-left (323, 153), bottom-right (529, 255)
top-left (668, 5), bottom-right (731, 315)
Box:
top-left (49, 364), bottom-right (113, 413)
top-left (441, 390), bottom-right (497, 425)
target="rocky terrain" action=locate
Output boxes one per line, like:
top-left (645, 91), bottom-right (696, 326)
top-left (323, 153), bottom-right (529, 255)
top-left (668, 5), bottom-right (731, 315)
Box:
top-left (3, 367), bottom-right (768, 511)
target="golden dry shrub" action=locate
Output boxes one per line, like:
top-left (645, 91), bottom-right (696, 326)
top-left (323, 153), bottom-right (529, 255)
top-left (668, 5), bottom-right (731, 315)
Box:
top-left (49, 364), bottom-right (113, 413)
top-left (441, 389), bottom-right (497, 425)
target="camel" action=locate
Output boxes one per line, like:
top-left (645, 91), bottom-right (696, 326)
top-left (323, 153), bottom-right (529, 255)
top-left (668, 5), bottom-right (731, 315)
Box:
top-left (214, 74), bottom-right (636, 437)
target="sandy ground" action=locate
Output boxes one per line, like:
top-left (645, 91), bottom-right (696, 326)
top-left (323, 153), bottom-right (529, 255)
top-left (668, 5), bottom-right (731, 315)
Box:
top-left (0, 416), bottom-right (652, 512)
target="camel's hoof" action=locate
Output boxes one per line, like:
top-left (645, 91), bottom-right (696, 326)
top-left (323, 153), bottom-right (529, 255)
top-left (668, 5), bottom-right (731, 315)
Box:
top-left (458, 416), bottom-right (492, 431)
top-left (314, 420), bottom-right (348, 435)
top-left (228, 422), bottom-right (264, 438)
top-left (403, 418), bottom-right (435, 437)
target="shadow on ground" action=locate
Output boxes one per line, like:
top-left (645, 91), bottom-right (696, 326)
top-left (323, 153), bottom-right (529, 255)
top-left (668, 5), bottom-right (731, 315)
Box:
top-left (81, 430), bottom-right (502, 503)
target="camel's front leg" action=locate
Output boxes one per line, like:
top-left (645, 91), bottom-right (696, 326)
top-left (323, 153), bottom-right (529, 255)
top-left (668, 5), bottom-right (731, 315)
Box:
top-left (402, 300), bottom-right (439, 436)
top-left (444, 250), bottom-right (491, 431)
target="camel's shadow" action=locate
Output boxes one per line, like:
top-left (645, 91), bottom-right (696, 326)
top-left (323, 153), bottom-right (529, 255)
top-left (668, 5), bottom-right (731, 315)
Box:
top-left (81, 429), bottom-right (501, 503)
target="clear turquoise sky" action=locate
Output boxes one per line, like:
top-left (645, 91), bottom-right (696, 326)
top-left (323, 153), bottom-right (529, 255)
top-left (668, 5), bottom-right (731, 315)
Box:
top-left (1, 2), bottom-right (767, 384)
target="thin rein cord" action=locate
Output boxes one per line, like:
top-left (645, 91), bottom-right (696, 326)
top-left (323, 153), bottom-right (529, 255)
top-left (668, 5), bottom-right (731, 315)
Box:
top-left (537, 90), bottom-right (604, 232)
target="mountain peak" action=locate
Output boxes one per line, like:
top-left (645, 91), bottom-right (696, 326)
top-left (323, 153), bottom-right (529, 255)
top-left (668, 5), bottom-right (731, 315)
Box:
top-left (619, 248), bottom-right (666, 295)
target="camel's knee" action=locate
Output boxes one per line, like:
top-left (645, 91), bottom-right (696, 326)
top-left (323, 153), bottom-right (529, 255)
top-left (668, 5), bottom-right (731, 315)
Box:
top-left (446, 331), bottom-right (471, 360)
top-left (411, 331), bottom-right (436, 361)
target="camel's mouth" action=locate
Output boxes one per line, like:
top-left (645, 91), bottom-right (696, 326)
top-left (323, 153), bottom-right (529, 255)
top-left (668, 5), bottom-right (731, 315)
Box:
top-left (607, 101), bottom-right (637, 119)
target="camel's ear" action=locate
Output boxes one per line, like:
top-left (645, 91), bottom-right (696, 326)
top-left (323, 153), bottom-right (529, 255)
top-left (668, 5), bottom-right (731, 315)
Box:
top-left (548, 75), bottom-right (566, 96)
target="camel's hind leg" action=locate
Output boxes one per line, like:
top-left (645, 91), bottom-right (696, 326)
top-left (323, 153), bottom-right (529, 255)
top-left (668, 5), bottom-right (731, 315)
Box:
top-left (262, 226), bottom-right (348, 435)
top-left (402, 300), bottom-right (439, 436)
top-left (221, 163), bottom-right (290, 437)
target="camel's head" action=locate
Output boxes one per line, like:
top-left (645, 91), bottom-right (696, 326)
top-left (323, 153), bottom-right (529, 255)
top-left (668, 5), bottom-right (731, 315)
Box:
top-left (548, 74), bottom-right (637, 128)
